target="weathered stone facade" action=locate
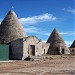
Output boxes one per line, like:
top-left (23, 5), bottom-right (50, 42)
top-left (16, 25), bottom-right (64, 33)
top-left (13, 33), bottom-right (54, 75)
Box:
top-left (69, 48), bottom-right (75, 55)
top-left (42, 43), bottom-right (50, 54)
top-left (0, 10), bottom-right (72, 60)
top-left (10, 38), bottom-right (23, 59)
top-left (59, 46), bottom-right (70, 54)
top-left (69, 40), bottom-right (75, 55)
top-left (47, 28), bottom-right (70, 55)
top-left (10, 36), bottom-right (50, 60)
top-left (23, 36), bottom-right (43, 59)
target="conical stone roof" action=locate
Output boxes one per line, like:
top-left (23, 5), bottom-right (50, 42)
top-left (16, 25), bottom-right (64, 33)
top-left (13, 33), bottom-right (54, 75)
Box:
top-left (70, 40), bottom-right (75, 48)
top-left (46, 28), bottom-right (65, 48)
top-left (0, 10), bottom-right (26, 43)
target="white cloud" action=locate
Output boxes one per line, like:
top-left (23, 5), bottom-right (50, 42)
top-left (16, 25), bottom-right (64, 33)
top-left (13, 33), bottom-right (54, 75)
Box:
top-left (19, 13), bottom-right (56, 25)
top-left (43, 32), bottom-right (75, 36)
top-left (43, 32), bottom-right (69, 36)
top-left (65, 41), bottom-right (72, 47)
top-left (62, 32), bottom-right (75, 35)
top-left (60, 32), bottom-right (69, 35)
top-left (24, 26), bottom-right (38, 33)
top-left (44, 33), bottom-right (51, 36)
top-left (24, 26), bottom-right (47, 35)
top-left (42, 40), bottom-right (46, 43)
top-left (72, 33), bottom-right (75, 35)
top-left (62, 8), bottom-right (75, 14)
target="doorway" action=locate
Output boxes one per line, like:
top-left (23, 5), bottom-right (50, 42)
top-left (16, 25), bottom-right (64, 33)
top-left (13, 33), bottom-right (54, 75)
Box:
top-left (62, 48), bottom-right (65, 54)
top-left (44, 49), bottom-right (45, 54)
top-left (29, 45), bottom-right (35, 56)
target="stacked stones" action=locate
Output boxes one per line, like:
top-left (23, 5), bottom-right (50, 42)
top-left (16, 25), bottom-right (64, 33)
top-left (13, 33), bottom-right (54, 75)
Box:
top-left (0, 10), bottom-right (25, 44)
top-left (47, 28), bottom-right (65, 48)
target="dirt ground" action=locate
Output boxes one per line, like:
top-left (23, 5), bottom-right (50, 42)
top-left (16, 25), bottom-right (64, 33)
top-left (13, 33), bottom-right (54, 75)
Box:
top-left (0, 55), bottom-right (75, 75)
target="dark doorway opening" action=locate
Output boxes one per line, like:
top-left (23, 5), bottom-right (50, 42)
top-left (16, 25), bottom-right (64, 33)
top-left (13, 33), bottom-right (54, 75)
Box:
top-left (30, 45), bottom-right (35, 56)
top-left (44, 49), bottom-right (45, 54)
top-left (62, 48), bottom-right (65, 54)
top-left (56, 47), bottom-right (59, 55)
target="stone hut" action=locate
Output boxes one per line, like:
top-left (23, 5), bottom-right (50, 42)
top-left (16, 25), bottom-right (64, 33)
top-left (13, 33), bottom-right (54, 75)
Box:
top-left (46, 28), bottom-right (70, 55)
top-left (0, 10), bottom-right (25, 44)
top-left (0, 10), bottom-right (26, 59)
top-left (10, 36), bottom-right (50, 60)
top-left (0, 10), bottom-right (71, 60)
top-left (69, 40), bottom-right (75, 54)
top-left (0, 10), bottom-right (50, 60)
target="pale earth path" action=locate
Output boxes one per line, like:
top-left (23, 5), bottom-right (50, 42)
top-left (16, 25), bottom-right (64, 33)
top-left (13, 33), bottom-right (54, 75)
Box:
top-left (0, 56), bottom-right (75, 75)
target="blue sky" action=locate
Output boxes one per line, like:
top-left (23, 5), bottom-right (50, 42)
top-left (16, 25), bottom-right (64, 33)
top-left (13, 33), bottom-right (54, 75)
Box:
top-left (0, 0), bottom-right (75, 46)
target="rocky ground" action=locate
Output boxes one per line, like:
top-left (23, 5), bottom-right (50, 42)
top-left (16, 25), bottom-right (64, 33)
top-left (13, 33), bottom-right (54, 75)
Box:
top-left (0, 55), bottom-right (75, 75)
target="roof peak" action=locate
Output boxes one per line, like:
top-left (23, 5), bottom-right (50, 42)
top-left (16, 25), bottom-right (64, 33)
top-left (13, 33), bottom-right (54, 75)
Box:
top-left (7, 10), bottom-right (16, 16)
top-left (53, 28), bottom-right (57, 30)
top-left (54, 28), bottom-right (57, 30)
top-left (9, 10), bottom-right (14, 12)
top-left (70, 40), bottom-right (75, 48)
top-left (52, 28), bottom-right (58, 33)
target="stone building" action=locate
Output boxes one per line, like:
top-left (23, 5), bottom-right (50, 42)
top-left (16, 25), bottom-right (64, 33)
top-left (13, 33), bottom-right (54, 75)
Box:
top-left (23, 36), bottom-right (50, 58)
top-left (0, 10), bottom-right (71, 60)
top-left (0, 10), bottom-right (25, 44)
top-left (0, 10), bottom-right (27, 59)
top-left (0, 10), bottom-right (50, 60)
top-left (69, 40), bottom-right (75, 55)
top-left (46, 28), bottom-right (70, 55)
top-left (10, 36), bottom-right (50, 60)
